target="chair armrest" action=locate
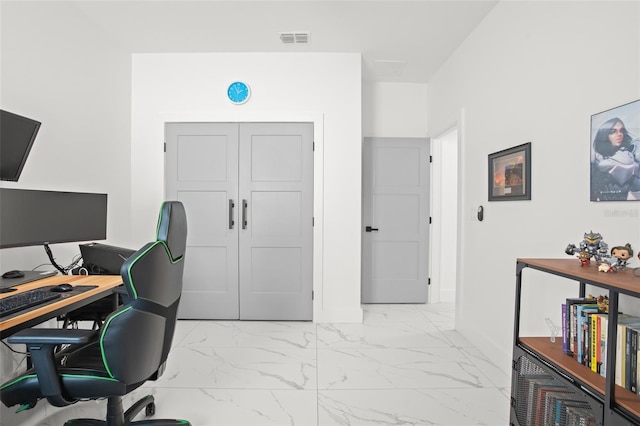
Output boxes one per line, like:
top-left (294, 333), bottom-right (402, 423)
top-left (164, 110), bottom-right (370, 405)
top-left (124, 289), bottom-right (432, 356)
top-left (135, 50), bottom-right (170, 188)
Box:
top-left (6, 328), bottom-right (98, 407)
top-left (7, 328), bottom-right (97, 345)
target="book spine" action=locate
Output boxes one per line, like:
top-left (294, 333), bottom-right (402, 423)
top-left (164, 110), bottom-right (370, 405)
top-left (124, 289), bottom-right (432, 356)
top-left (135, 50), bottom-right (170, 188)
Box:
top-left (632, 328), bottom-right (638, 393)
top-left (562, 304), bottom-right (567, 354)
top-left (591, 313), bottom-right (598, 372)
top-left (600, 315), bottom-right (607, 377)
top-left (571, 304), bottom-right (577, 356)
top-left (618, 323), bottom-right (626, 387)
top-left (637, 341), bottom-right (640, 395)
top-left (627, 326), bottom-right (633, 390)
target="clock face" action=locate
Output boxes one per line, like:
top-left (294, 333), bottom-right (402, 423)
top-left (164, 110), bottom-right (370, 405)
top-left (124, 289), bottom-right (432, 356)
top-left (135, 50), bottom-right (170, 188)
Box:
top-left (227, 81), bottom-right (250, 104)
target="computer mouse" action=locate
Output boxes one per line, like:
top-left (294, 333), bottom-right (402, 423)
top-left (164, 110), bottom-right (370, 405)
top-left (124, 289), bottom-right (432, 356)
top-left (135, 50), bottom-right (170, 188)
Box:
top-left (51, 283), bottom-right (74, 292)
top-left (2, 270), bottom-right (25, 279)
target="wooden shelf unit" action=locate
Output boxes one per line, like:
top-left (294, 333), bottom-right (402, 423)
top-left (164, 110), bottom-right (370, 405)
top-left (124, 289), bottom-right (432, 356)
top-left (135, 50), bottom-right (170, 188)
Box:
top-left (511, 258), bottom-right (640, 426)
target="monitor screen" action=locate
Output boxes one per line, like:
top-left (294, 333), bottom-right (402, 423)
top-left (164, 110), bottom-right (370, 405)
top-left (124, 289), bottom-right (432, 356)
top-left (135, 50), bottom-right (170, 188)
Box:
top-left (0, 110), bottom-right (41, 182)
top-left (0, 188), bottom-right (107, 248)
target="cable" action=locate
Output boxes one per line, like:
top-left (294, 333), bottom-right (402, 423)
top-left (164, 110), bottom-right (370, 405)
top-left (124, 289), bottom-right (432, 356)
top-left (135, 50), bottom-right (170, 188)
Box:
top-left (44, 243), bottom-right (67, 275)
top-left (41, 246), bottom-right (84, 275)
top-left (1, 340), bottom-right (28, 356)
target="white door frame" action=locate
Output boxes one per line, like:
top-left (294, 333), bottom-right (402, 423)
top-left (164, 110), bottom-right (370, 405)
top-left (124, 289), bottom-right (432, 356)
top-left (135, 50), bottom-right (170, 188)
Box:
top-left (429, 126), bottom-right (459, 304)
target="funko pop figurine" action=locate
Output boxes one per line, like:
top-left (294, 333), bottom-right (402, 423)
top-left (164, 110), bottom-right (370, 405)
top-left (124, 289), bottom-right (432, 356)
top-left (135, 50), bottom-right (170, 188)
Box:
top-left (610, 243), bottom-right (633, 271)
top-left (565, 231), bottom-right (609, 265)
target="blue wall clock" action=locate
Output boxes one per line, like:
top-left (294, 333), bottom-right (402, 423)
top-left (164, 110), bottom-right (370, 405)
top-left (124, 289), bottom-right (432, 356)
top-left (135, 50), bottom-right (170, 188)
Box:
top-left (227, 81), bottom-right (251, 104)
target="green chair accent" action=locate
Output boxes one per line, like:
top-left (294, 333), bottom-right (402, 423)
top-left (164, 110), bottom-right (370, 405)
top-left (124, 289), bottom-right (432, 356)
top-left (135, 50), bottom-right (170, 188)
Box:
top-left (1, 201), bottom-right (191, 426)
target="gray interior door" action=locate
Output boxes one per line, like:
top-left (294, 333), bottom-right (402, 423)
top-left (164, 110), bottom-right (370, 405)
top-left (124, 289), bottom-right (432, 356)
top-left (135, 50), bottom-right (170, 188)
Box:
top-left (238, 123), bottom-right (314, 320)
top-left (362, 137), bottom-right (430, 303)
top-left (166, 122), bottom-right (313, 320)
top-left (165, 123), bottom-right (240, 319)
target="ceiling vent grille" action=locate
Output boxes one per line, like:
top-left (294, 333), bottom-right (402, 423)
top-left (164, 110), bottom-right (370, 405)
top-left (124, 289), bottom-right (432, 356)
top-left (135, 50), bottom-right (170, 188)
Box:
top-left (280, 32), bottom-right (310, 44)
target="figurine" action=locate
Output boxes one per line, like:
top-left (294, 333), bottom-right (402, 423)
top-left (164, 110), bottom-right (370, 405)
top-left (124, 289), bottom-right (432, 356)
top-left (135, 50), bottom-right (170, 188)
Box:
top-left (599, 261), bottom-right (614, 273)
top-left (610, 243), bottom-right (633, 271)
top-left (565, 231), bottom-right (609, 265)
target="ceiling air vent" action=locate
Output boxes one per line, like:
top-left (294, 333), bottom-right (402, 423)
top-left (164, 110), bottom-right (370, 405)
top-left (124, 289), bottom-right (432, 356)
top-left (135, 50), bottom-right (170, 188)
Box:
top-left (280, 32), bottom-right (310, 44)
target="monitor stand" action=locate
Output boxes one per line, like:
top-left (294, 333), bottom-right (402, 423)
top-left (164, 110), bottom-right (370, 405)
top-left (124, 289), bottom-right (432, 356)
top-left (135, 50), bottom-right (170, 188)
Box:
top-left (0, 270), bottom-right (58, 290)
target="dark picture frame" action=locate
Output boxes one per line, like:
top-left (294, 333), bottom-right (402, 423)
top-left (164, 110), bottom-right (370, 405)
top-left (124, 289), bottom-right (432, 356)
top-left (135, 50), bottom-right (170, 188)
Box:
top-left (488, 142), bottom-right (531, 201)
top-left (590, 99), bottom-right (640, 202)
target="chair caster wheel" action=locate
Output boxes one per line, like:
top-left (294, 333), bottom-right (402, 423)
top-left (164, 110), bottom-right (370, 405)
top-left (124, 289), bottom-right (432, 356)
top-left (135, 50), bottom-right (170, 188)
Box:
top-left (145, 402), bottom-right (156, 416)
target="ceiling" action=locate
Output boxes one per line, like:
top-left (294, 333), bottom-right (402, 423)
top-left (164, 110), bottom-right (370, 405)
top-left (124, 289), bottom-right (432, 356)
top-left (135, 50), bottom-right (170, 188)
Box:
top-left (69, 0), bottom-right (498, 84)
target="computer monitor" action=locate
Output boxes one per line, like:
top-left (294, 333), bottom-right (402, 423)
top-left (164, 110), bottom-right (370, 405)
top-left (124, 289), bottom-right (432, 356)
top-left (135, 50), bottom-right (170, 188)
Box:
top-left (0, 110), bottom-right (41, 182)
top-left (0, 188), bottom-right (107, 249)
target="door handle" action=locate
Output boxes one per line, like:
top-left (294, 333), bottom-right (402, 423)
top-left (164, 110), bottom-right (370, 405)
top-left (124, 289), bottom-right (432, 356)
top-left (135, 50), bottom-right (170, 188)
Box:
top-left (242, 199), bottom-right (248, 229)
top-left (365, 226), bottom-right (379, 232)
top-left (229, 199), bottom-right (235, 229)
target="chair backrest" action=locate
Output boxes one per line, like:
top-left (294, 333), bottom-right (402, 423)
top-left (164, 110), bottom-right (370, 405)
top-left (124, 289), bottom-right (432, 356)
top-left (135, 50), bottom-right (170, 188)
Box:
top-left (99, 201), bottom-right (187, 385)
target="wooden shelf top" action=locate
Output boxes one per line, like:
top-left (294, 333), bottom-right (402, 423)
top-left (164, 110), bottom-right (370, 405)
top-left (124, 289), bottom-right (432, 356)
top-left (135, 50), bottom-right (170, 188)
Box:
top-left (517, 258), bottom-right (640, 296)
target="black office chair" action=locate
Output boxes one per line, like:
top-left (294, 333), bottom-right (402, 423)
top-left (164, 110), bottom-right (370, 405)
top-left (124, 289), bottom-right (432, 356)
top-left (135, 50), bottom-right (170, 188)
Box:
top-left (0, 201), bottom-right (191, 426)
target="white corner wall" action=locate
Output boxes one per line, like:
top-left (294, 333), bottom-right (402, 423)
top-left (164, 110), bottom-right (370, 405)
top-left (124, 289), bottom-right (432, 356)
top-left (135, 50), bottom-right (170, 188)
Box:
top-left (428, 1), bottom-right (640, 375)
top-left (131, 52), bottom-right (363, 323)
top-left (0, 2), bottom-right (133, 265)
top-left (363, 82), bottom-right (428, 138)
top-left (0, 3), bottom-right (133, 425)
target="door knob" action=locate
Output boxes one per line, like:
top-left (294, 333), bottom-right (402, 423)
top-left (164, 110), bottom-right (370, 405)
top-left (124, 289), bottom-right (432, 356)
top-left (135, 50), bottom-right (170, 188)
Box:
top-left (365, 226), bottom-right (379, 232)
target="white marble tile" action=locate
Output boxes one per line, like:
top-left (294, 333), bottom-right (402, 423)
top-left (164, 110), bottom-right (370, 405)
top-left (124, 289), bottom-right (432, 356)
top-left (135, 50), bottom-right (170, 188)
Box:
top-left (362, 304), bottom-right (435, 325)
top-left (177, 320), bottom-right (317, 349)
top-left (318, 347), bottom-right (496, 390)
top-left (439, 330), bottom-right (474, 348)
top-left (2, 388), bottom-right (318, 426)
top-left (172, 319), bottom-right (202, 347)
top-left (459, 345), bottom-right (511, 388)
top-left (317, 322), bottom-right (449, 349)
top-left (133, 387), bottom-right (318, 426)
top-left (149, 346), bottom-right (317, 390)
top-left (318, 388), bottom-right (510, 426)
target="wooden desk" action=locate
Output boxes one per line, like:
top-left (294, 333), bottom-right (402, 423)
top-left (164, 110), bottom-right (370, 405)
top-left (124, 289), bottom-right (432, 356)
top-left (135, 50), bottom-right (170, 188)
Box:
top-left (0, 274), bottom-right (123, 338)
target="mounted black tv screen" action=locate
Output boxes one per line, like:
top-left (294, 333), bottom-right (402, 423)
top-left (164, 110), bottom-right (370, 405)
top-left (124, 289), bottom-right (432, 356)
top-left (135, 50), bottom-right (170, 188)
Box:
top-left (0, 109), bottom-right (41, 181)
top-left (0, 188), bottom-right (107, 249)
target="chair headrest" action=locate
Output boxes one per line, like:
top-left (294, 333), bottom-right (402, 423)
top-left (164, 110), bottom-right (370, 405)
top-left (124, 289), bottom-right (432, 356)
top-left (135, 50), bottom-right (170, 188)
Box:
top-left (156, 201), bottom-right (187, 261)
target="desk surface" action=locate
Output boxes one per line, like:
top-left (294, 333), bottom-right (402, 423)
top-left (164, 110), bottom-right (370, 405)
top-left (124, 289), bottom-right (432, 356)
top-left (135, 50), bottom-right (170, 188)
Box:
top-left (0, 274), bottom-right (123, 338)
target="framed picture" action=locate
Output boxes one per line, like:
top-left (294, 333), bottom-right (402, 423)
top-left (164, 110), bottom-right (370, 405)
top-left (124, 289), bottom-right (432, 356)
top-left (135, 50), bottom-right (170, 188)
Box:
top-left (590, 99), bottom-right (640, 201)
top-left (488, 142), bottom-right (531, 201)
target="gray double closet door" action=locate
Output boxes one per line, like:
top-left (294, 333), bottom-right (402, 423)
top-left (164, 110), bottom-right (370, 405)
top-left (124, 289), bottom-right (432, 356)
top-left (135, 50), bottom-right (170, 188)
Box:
top-left (165, 122), bottom-right (313, 320)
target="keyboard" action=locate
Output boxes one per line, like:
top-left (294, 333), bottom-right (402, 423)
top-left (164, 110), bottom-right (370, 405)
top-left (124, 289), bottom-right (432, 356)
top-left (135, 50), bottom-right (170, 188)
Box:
top-left (0, 289), bottom-right (62, 318)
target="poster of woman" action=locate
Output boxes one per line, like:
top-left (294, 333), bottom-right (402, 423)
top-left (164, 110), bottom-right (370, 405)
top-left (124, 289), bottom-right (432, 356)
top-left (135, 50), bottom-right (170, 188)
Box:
top-left (590, 99), bottom-right (640, 201)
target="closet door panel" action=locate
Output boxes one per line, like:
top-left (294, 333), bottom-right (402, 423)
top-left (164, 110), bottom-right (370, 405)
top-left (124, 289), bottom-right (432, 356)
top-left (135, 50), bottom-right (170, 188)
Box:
top-left (166, 122), bottom-right (240, 319)
top-left (238, 122), bottom-right (313, 320)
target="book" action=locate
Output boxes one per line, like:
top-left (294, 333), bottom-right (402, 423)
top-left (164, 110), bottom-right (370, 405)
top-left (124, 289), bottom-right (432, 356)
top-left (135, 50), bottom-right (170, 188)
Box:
top-left (526, 375), bottom-right (555, 425)
top-left (629, 324), bottom-right (640, 392)
top-left (599, 313), bottom-right (608, 377)
top-left (555, 398), bottom-right (590, 426)
top-left (576, 303), bottom-right (598, 366)
top-left (543, 389), bottom-right (574, 426)
top-left (562, 303), bottom-right (567, 354)
top-left (590, 312), bottom-right (598, 372)
top-left (565, 297), bottom-right (596, 356)
top-left (590, 313), bottom-right (607, 374)
top-left (614, 315), bottom-right (640, 386)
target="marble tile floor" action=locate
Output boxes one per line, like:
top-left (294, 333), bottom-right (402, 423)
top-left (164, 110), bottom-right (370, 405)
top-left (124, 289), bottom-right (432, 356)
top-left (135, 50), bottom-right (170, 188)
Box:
top-left (3, 303), bottom-right (511, 426)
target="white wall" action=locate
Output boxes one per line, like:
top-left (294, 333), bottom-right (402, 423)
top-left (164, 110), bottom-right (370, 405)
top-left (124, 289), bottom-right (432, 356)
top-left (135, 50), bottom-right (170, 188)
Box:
top-left (428, 1), bottom-right (640, 375)
top-left (0, 2), bottom-right (133, 425)
top-left (363, 82), bottom-right (428, 138)
top-left (131, 52), bottom-right (363, 322)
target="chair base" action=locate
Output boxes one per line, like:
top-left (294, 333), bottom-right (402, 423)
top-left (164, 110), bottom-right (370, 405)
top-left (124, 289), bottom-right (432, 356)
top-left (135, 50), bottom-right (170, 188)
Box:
top-left (64, 395), bottom-right (190, 426)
